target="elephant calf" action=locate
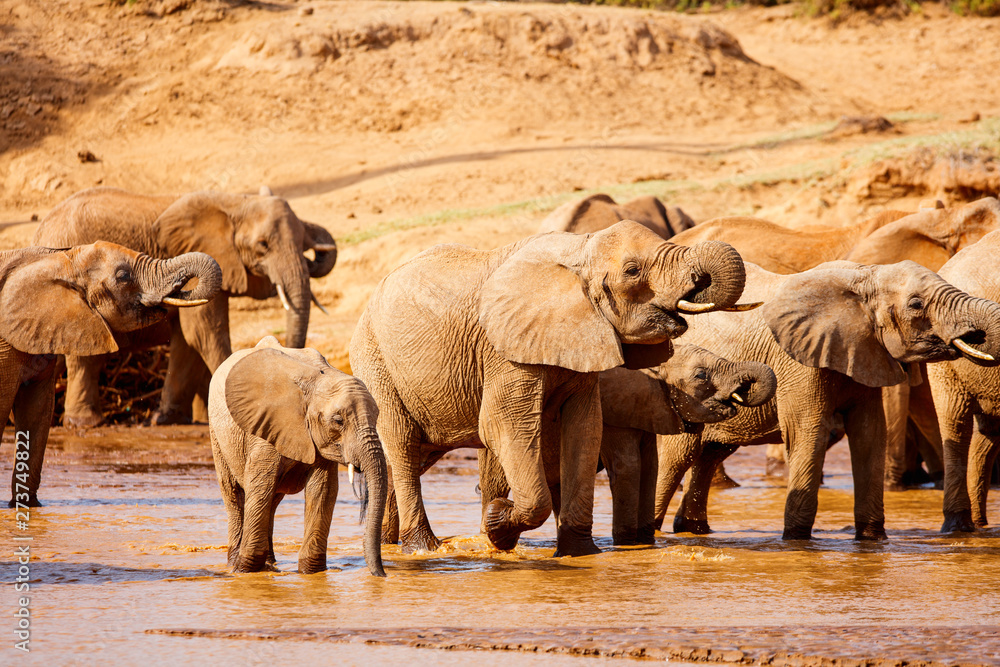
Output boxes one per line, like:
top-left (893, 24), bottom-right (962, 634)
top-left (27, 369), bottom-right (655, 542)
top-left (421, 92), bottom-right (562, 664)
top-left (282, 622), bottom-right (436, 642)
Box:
top-left (1, 242), bottom-right (221, 506)
top-left (477, 344), bottom-right (776, 545)
top-left (208, 337), bottom-right (388, 576)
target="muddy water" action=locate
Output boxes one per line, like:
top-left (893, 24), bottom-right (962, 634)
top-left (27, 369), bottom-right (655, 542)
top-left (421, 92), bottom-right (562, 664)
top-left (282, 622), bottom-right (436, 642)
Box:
top-left (2, 426), bottom-right (999, 666)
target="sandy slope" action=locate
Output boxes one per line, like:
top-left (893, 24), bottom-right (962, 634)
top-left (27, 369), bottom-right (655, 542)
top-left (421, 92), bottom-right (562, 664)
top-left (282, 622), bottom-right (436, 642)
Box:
top-left (2, 0), bottom-right (998, 369)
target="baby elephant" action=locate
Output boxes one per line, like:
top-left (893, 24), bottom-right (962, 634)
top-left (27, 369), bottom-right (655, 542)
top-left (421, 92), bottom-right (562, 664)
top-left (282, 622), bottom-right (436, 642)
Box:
top-left (598, 344), bottom-right (776, 544)
top-left (208, 337), bottom-right (387, 576)
top-left (478, 344), bottom-right (776, 545)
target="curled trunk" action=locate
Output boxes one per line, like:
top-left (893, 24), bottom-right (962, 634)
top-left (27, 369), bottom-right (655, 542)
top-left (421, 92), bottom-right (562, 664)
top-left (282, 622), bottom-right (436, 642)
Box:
top-left (136, 251), bottom-right (222, 305)
top-left (303, 221), bottom-right (338, 278)
top-left (734, 360), bottom-right (777, 407)
top-left (682, 241), bottom-right (747, 310)
top-left (939, 288), bottom-right (1000, 363)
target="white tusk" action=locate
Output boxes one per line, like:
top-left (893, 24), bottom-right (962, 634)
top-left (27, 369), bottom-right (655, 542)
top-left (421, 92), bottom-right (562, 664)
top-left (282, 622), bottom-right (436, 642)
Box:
top-left (677, 299), bottom-right (716, 313)
top-left (730, 392), bottom-right (745, 404)
top-left (163, 297), bottom-right (208, 308)
top-left (259, 185), bottom-right (273, 196)
top-left (276, 284), bottom-right (291, 311)
top-left (311, 243), bottom-right (337, 252)
top-left (311, 292), bottom-right (330, 315)
top-left (722, 302), bottom-right (764, 312)
top-left (953, 338), bottom-right (995, 362)
top-left (348, 463), bottom-right (355, 484)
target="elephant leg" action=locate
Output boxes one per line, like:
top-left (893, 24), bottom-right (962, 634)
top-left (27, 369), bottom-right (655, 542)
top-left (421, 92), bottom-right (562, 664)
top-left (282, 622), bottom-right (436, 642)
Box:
top-left (765, 442), bottom-right (786, 477)
top-left (478, 447), bottom-right (510, 534)
top-left (178, 292), bottom-right (232, 371)
top-left (62, 354), bottom-right (106, 428)
top-left (937, 396), bottom-right (975, 533)
top-left (674, 441), bottom-right (738, 535)
top-left (970, 418), bottom-right (1000, 528)
top-left (382, 465), bottom-right (400, 545)
top-left (781, 401), bottom-right (837, 540)
top-left (235, 444), bottom-right (280, 572)
top-left (909, 379), bottom-right (944, 484)
top-left (190, 361), bottom-right (213, 424)
top-left (266, 493), bottom-right (284, 570)
top-left (212, 431), bottom-right (245, 569)
top-left (10, 358), bottom-right (56, 507)
top-left (152, 323), bottom-right (198, 425)
top-left (843, 394), bottom-right (888, 540)
top-left (882, 383), bottom-right (910, 491)
top-left (554, 376), bottom-right (603, 557)
top-left (480, 372), bottom-right (553, 553)
top-left (601, 425), bottom-right (641, 546)
top-left (636, 432), bottom-right (659, 545)
top-left (653, 432), bottom-right (702, 531)
top-left (299, 464), bottom-right (338, 574)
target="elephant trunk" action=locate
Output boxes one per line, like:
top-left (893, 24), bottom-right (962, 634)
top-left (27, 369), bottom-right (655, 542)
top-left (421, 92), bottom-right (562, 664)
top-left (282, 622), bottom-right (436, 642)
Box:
top-left (303, 221), bottom-right (338, 278)
top-left (355, 433), bottom-right (387, 577)
top-left (272, 256), bottom-right (312, 348)
top-left (731, 360), bottom-right (777, 407)
top-left (938, 285), bottom-right (1000, 363)
top-left (678, 241), bottom-right (747, 311)
top-left (136, 251), bottom-right (223, 306)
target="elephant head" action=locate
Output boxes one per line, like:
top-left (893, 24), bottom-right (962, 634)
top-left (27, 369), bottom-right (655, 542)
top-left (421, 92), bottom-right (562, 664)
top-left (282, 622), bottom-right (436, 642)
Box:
top-left (479, 221), bottom-right (754, 374)
top-left (152, 190), bottom-right (337, 349)
top-left (0, 242), bottom-right (222, 355)
top-left (538, 193), bottom-right (694, 239)
top-left (224, 340), bottom-right (386, 577)
top-left (761, 260), bottom-right (1000, 387)
top-left (600, 344), bottom-right (777, 434)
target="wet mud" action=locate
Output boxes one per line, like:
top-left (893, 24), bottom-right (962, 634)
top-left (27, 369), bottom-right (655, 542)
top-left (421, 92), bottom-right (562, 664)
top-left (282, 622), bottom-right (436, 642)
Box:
top-left (2, 426), bottom-right (999, 665)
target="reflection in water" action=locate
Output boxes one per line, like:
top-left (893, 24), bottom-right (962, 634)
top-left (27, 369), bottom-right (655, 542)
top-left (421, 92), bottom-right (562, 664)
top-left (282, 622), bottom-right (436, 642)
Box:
top-left (1, 426), bottom-right (999, 665)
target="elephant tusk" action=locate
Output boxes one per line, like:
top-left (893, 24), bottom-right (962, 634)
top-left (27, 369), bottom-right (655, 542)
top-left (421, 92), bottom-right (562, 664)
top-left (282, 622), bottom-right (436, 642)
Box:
top-left (348, 463), bottom-right (355, 484)
top-left (276, 284), bottom-right (291, 311)
top-left (311, 293), bottom-right (330, 316)
top-left (311, 243), bottom-right (337, 252)
top-left (721, 301), bottom-right (764, 312)
top-left (163, 297), bottom-right (209, 308)
top-left (730, 392), bottom-right (745, 404)
top-left (677, 299), bottom-right (716, 313)
top-left (953, 338), bottom-right (995, 362)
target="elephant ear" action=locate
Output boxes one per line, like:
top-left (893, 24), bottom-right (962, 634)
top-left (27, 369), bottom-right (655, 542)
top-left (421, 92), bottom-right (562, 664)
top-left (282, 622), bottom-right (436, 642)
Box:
top-left (225, 348), bottom-right (318, 464)
top-left (760, 267), bottom-right (906, 388)
top-left (599, 367), bottom-right (683, 434)
top-left (478, 238), bottom-right (623, 373)
top-left (153, 193), bottom-right (248, 294)
top-left (0, 250), bottom-right (118, 355)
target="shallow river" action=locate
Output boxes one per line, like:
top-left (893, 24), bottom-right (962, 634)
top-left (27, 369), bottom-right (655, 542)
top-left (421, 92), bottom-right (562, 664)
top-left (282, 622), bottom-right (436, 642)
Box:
top-left (2, 426), bottom-right (999, 665)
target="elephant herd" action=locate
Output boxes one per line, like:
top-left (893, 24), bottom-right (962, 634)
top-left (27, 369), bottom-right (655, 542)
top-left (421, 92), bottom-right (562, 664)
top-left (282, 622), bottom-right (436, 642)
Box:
top-left (5, 185), bottom-right (1000, 578)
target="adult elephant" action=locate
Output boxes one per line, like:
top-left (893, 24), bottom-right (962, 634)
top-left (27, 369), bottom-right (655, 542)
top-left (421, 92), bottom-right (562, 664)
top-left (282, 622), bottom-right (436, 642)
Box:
top-left (539, 194), bottom-right (695, 239)
top-left (476, 343), bottom-right (776, 546)
top-left (350, 221), bottom-right (751, 556)
top-left (32, 186), bottom-right (337, 426)
top-left (926, 230), bottom-right (1000, 532)
top-left (1, 242), bottom-right (221, 506)
top-left (654, 260), bottom-right (1000, 540)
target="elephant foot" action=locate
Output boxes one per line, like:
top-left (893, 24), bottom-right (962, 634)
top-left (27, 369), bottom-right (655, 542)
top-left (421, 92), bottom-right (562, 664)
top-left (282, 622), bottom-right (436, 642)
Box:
top-left (612, 530), bottom-right (638, 546)
top-left (765, 457), bottom-right (786, 477)
top-left (636, 524), bottom-right (656, 545)
top-left (884, 479), bottom-right (907, 493)
top-left (652, 515), bottom-right (666, 532)
top-left (399, 527), bottom-right (442, 554)
top-left (149, 407), bottom-right (192, 426)
top-left (941, 510), bottom-right (976, 533)
top-left (710, 467), bottom-right (740, 489)
top-left (484, 498), bottom-right (522, 551)
top-left (8, 495), bottom-right (40, 508)
top-left (297, 557), bottom-right (327, 575)
top-left (673, 516), bottom-right (712, 535)
top-left (233, 554), bottom-right (279, 573)
top-left (554, 524), bottom-right (601, 557)
top-left (854, 521), bottom-right (887, 541)
top-left (63, 411), bottom-right (104, 428)
top-left (381, 526), bottom-right (400, 546)
top-left (782, 526), bottom-right (813, 540)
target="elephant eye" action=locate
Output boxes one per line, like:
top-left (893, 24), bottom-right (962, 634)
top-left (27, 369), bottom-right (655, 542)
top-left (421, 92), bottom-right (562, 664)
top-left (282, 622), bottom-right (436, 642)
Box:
top-left (256, 238), bottom-right (269, 254)
top-left (623, 264), bottom-right (641, 277)
top-left (115, 268), bottom-right (131, 283)
top-left (331, 414), bottom-right (344, 426)
top-left (694, 368), bottom-right (708, 381)
top-left (908, 297), bottom-right (924, 310)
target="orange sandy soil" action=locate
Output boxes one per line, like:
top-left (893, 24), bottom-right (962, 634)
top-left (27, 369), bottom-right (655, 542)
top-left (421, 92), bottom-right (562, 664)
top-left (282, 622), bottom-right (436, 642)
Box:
top-left (1, 0), bottom-right (997, 369)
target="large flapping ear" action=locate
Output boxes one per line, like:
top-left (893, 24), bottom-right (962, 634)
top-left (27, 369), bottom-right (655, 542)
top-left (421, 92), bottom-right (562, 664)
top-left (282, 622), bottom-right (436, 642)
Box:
top-left (599, 366), bottom-right (683, 434)
top-left (225, 348), bottom-right (319, 464)
top-left (0, 249), bottom-right (118, 355)
top-left (760, 267), bottom-right (906, 388)
top-left (846, 225), bottom-right (952, 272)
top-left (537, 194), bottom-right (618, 234)
top-left (479, 237), bottom-right (623, 373)
top-left (153, 192), bottom-right (248, 294)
